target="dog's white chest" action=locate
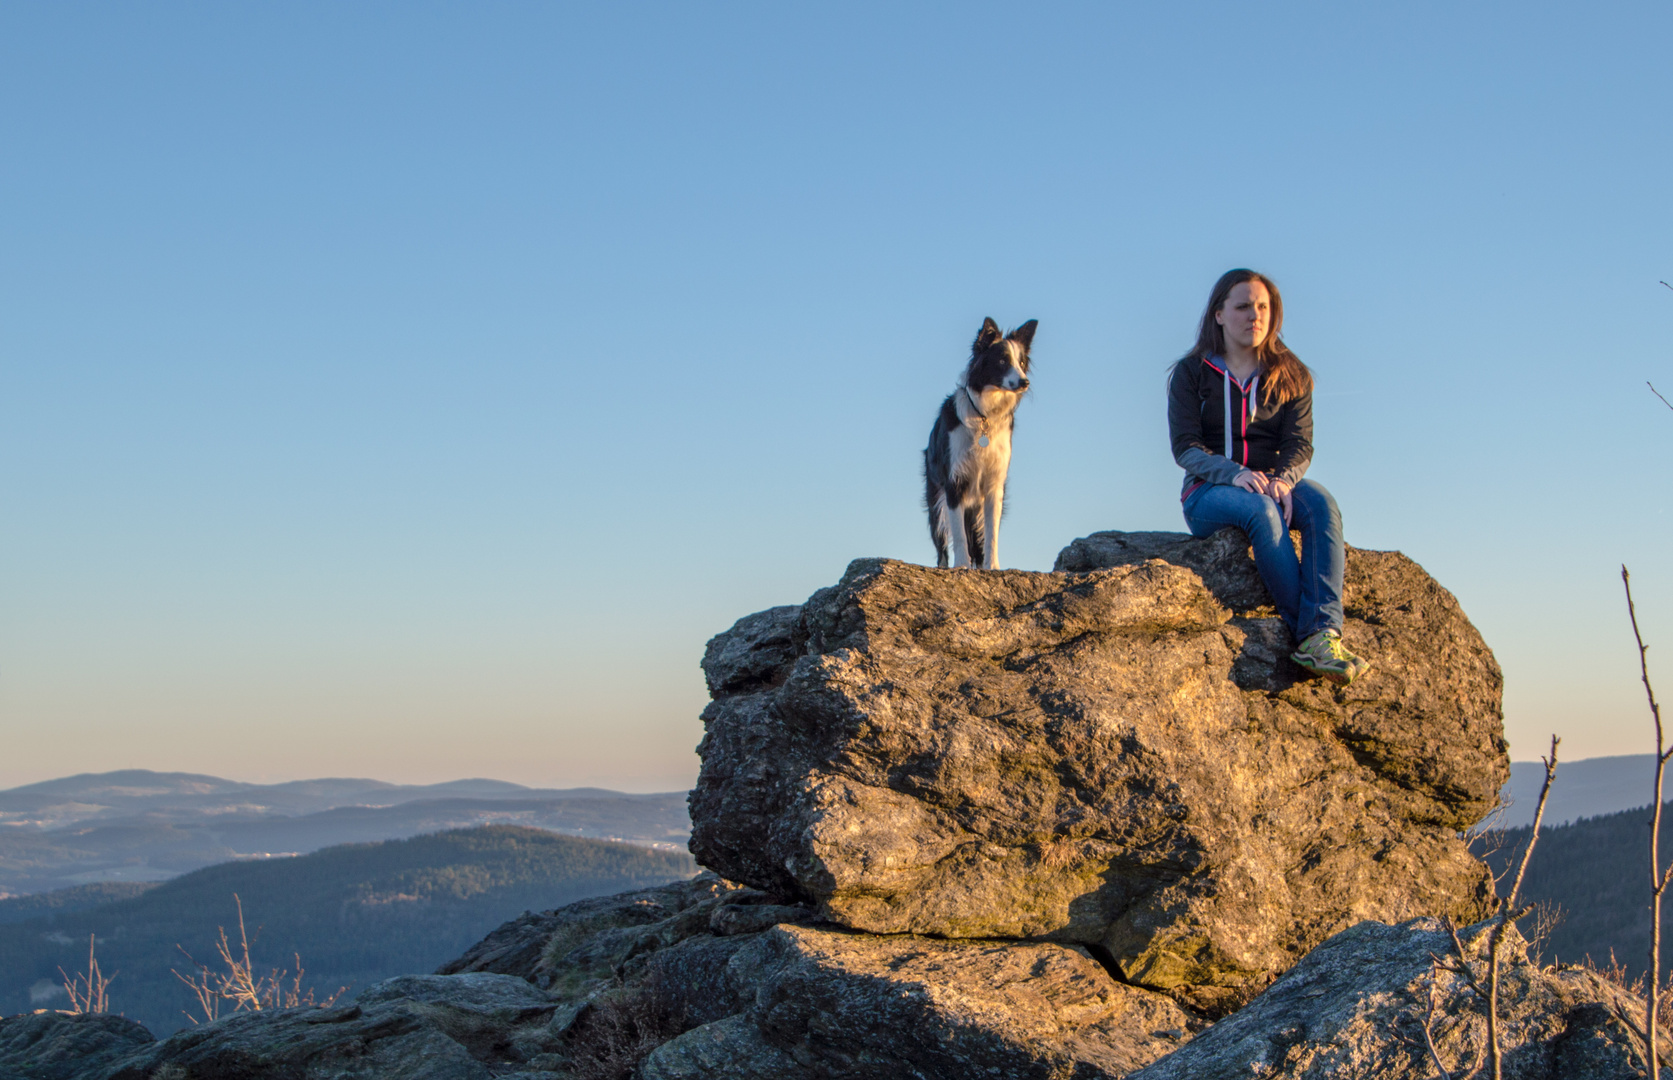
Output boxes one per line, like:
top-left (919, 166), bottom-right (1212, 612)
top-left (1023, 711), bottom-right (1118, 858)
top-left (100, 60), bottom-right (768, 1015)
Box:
top-left (951, 423), bottom-right (1010, 484)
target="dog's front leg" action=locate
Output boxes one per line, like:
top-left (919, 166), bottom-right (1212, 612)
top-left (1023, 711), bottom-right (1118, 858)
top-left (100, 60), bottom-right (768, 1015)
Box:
top-left (981, 489), bottom-right (1003, 570)
top-left (948, 496), bottom-right (972, 568)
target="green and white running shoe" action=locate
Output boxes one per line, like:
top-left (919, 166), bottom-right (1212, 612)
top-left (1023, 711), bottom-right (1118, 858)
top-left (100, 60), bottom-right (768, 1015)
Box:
top-left (1290, 630), bottom-right (1370, 686)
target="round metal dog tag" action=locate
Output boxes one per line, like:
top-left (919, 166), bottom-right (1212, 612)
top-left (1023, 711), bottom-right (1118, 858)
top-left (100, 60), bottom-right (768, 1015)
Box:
top-left (978, 435), bottom-right (989, 448)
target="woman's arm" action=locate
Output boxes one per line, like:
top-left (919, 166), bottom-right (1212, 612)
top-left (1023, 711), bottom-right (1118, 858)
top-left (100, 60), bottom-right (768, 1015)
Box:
top-left (1167, 360), bottom-right (1247, 487)
top-left (1270, 391), bottom-right (1314, 486)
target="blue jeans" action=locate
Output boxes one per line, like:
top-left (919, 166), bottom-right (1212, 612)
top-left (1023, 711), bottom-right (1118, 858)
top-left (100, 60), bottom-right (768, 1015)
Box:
top-left (1182, 478), bottom-right (1344, 640)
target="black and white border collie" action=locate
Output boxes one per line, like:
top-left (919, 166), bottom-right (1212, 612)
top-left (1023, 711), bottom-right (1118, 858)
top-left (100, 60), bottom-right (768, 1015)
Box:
top-left (923, 317), bottom-right (1036, 569)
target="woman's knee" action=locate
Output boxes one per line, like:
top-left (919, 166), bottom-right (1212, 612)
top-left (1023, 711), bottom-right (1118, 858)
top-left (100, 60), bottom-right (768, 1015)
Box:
top-left (1292, 480), bottom-right (1340, 525)
top-left (1245, 499), bottom-right (1288, 545)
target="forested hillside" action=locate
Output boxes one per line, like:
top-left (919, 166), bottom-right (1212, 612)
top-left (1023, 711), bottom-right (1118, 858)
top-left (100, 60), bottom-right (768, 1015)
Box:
top-left (0, 769), bottom-right (690, 894)
top-left (1477, 800), bottom-right (1672, 979)
top-left (0, 826), bottom-right (694, 1035)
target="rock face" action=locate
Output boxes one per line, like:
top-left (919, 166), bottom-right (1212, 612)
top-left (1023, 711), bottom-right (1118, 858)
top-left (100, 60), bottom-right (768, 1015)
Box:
top-left (445, 872), bottom-right (1198, 1078)
top-left (641, 924), bottom-right (1192, 1080)
top-left (438, 874), bottom-right (767, 990)
top-left (0, 1012), bottom-right (153, 1080)
top-left (10, 892), bottom-right (1653, 1080)
top-left (1130, 918), bottom-right (1654, 1079)
top-left (92, 972), bottom-right (566, 1079)
top-left (438, 872), bottom-right (1195, 1079)
top-left (1054, 529), bottom-right (1508, 805)
top-left (691, 538), bottom-right (1507, 1009)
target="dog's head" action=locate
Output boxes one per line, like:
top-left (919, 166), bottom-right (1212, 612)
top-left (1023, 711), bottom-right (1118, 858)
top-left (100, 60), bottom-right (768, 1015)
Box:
top-left (966, 318), bottom-right (1036, 397)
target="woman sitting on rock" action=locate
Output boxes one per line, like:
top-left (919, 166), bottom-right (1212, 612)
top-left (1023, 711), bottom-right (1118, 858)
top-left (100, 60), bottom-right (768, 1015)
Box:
top-left (1166, 268), bottom-right (1369, 685)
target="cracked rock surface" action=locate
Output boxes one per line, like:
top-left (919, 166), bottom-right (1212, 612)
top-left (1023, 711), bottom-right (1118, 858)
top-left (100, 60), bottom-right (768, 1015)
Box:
top-left (1131, 918), bottom-right (1655, 1080)
top-left (641, 923), bottom-right (1193, 1080)
top-left (690, 540), bottom-right (1506, 1008)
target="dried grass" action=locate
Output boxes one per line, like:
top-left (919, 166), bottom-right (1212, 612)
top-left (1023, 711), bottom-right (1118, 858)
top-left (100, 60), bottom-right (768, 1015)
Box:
top-left (171, 894), bottom-right (346, 1024)
top-left (563, 974), bottom-right (690, 1080)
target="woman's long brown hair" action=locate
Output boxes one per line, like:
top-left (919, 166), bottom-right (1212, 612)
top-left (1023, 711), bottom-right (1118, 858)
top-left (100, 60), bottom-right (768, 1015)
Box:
top-left (1182, 269), bottom-right (1313, 406)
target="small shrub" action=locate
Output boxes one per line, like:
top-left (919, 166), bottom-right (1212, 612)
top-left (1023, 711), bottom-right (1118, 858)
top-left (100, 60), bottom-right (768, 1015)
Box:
top-left (1580, 950), bottom-right (1673, 1032)
top-left (171, 894), bottom-right (346, 1024)
top-left (59, 934), bottom-right (115, 1014)
top-left (563, 974), bottom-right (690, 1080)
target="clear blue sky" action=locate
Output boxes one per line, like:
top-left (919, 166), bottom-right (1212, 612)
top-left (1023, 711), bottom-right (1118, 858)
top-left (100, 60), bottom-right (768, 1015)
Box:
top-left (2, 3), bottom-right (1670, 791)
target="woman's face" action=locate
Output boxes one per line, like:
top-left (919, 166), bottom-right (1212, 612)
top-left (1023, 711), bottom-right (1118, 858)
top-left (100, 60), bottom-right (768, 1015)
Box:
top-left (1214, 280), bottom-right (1272, 352)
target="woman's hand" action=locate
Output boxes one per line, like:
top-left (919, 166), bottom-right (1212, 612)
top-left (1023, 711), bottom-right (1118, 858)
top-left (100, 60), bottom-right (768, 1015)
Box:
top-left (1232, 469), bottom-right (1268, 495)
top-left (1267, 478), bottom-right (1294, 527)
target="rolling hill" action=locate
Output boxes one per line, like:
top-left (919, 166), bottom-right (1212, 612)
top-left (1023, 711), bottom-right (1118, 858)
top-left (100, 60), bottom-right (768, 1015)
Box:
top-left (0, 825), bottom-right (695, 1035)
top-left (1478, 798), bottom-right (1673, 980)
top-left (0, 769), bottom-right (691, 894)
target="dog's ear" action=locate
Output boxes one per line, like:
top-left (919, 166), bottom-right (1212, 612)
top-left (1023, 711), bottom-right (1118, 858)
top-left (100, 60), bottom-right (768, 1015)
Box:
top-left (1008, 320), bottom-right (1038, 350)
top-left (974, 318), bottom-right (1003, 351)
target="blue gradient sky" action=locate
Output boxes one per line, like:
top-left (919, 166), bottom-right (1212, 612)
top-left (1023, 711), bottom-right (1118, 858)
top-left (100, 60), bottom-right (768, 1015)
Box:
top-left (2, 3), bottom-right (1670, 791)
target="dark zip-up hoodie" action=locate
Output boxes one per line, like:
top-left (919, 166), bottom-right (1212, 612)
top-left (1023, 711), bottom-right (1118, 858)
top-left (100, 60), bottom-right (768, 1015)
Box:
top-left (1167, 354), bottom-right (1313, 499)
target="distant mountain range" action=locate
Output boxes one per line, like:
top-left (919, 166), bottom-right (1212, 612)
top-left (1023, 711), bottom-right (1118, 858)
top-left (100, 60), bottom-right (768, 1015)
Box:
top-left (0, 825), bottom-right (695, 1036)
top-left (0, 755), bottom-right (1649, 899)
top-left (0, 770), bottom-right (691, 895)
top-left (1497, 754), bottom-right (1656, 829)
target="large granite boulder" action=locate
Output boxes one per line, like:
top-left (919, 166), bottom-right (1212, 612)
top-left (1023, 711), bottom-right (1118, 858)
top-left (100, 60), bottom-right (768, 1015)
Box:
top-left (1131, 917), bottom-right (1653, 1079)
top-left (690, 541), bottom-right (1507, 1010)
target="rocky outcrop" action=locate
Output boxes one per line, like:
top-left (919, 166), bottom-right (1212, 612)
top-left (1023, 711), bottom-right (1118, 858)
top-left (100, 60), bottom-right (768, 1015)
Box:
top-left (439, 872), bottom-right (1196, 1078)
top-left (691, 538), bottom-right (1507, 1009)
top-left (11, 895), bottom-right (1653, 1080)
top-left (641, 924), bottom-right (1192, 1079)
top-left (1131, 918), bottom-right (1653, 1079)
top-left (0, 1012), bottom-right (153, 1080)
top-left (438, 874), bottom-right (772, 989)
top-left (94, 972), bottom-right (566, 1079)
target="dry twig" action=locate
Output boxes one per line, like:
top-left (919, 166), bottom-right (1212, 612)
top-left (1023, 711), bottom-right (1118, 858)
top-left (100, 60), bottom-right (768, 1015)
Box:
top-left (171, 894), bottom-right (345, 1024)
top-left (1420, 736), bottom-right (1559, 1080)
top-left (1624, 566), bottom-right (1670, 1075)
top-left (58, 934), bottom-right (115, 1014)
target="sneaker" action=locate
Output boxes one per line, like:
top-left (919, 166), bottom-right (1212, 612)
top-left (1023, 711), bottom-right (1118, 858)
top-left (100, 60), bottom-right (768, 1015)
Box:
top-left (1290, 630), bottom-right (1369, 686)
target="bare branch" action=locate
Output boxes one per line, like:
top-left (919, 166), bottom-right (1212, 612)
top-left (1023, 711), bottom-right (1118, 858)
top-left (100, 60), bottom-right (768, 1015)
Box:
top-left (57, 934), bottom-right (115, 1015)
top-left (1650, 382), bottom-right (1673, 414)
top-left (1505, 738), bottom-right (1560, 912)
top-left (1419, 966), bottom-right (1457, 1080)
top-left (170, 895), bottom-right (345, 1023)
top-left (1624, 566), bottom-right (1669, 1076)
top-left (1446, 921), bottom-right (1490, 1000)
top-left (1440, 735), bottom-right (1559, 1080)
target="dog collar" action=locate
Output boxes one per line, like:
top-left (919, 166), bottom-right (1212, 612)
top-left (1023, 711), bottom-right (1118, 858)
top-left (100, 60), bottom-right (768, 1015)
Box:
top-left (961, 387), bottom-right (991, 447)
